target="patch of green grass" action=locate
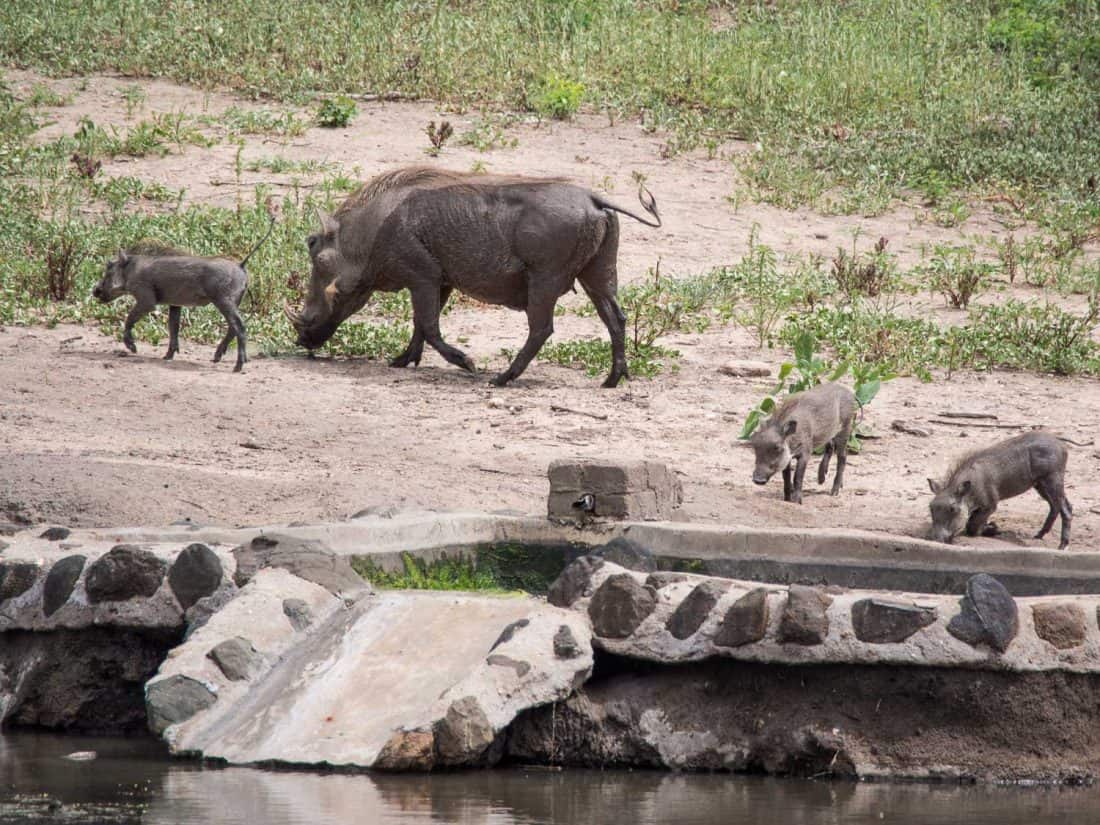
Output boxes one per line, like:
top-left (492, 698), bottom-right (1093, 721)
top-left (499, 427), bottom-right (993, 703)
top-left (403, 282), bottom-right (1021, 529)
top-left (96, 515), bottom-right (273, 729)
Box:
top-left (24, 82), bottom-right (69, 107)
top-left (536, 337), bottom-right (678, 380)
top-left (209, 106), bottom-right (309, 137)
top-left (351, 553), bottom-right (509, 592)
top-left (2, 0), bottom-right (1095, 217)
top-left (245, 155), bottom-right (331, 174)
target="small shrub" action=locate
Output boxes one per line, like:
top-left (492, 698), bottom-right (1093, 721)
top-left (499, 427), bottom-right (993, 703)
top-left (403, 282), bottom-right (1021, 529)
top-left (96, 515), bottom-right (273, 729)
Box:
top-left (831, 236), bottom-right (896, 299)
top-left (532, 74), bottom-right (584, 120)
top-left (924, 245), bottom-right (995, 309)
top-left (425, 120), bottom-right (453, 156)
top-left (316, 95), bottom-right (357, 128)
top-left (352, 553), bottom-right (504, 591)
top-left (536, 338), bottom-right (677, 380)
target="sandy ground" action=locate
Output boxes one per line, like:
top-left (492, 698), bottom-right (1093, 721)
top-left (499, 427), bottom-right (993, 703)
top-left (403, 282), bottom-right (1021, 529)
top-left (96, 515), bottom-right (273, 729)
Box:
top-left (2, 70), bottom-right (1099, 549)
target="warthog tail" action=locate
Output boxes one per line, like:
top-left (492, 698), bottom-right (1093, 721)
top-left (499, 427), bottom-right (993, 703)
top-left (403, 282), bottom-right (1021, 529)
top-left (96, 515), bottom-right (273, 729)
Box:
top-left (239, 214), bottom-right (277, 270)
top-left (592, 184), bottom-right (662, 228)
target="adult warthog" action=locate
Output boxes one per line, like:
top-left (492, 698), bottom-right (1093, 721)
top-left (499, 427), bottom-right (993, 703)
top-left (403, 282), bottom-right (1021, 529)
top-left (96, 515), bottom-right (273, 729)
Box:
top-left (284, 166), bottom-right (660, 387)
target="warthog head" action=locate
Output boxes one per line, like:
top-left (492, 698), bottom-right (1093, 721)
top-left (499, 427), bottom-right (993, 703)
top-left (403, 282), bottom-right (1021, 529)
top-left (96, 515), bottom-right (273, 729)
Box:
top-left (927, 477), bottom-right (969, 544)
top-left (284, 211), bottom-right (366, 350)
top-left (92, 251), bottom-right (131, 303)
top-left (749, 420), bottom-right (796, 485)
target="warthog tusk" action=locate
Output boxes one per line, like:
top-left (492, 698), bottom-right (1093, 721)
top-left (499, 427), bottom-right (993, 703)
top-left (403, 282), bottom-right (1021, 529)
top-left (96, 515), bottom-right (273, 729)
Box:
top-left (283, 301), bottom-right (303, 326)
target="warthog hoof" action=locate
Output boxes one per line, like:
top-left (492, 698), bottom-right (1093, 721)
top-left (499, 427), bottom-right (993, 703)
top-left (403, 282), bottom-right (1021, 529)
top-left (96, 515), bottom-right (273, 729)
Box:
top-left (124, 340), bottom-right (137, 354)
top-left (981, 522), bottom-right (1000, 537)
top-left (163, 351), bottom-right (175, 361)
top-left (459, 356), bottom-right (478, 374)
top-left (489, 372), bottom-right (513, 387)
top-left (389, 353), bottom-right (421, 368)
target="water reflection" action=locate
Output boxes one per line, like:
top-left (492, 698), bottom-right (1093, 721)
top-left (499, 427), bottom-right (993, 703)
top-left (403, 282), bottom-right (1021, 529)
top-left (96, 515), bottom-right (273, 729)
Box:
top-left (0, 733), bottom-right (1096, 825)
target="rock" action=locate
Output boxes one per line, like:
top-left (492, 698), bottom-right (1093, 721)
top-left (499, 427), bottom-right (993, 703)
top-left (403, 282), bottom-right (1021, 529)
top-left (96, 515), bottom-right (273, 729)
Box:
top-left (1033, 602), bottom-right (1087, 650)
top-left (592, 537), bottom-right (657, 573)
top-left (350, 504), bottom-right (399, 520)
top-left (718, 360), bottom-right (772, 378)
top-left (714, 588), bottom-right (770, 648)
top-left (490, 618), bottom-right (530, 651)
top-left (232, 534), bottom-right (367, 596)
top-left (547, 555), bottom-right (603, 608)
top-left (0, 522), bottom-right (21, 537)
top-left (0, 561), bottom-right (40, 603)
top-left (553, 625), bottom-right (582, 659)
top-left (666, 580), bottom-right (727, 640)
top-left (39, 527), bottom-right (71, 541)
top-left (207, 637), bottom-right (263, 682)
top-left (374, 728), bottom-right (435, 771)
top-left (547, 459), bottom-right (683, 522)
top-left (282, 598), bottom-right (313, 631)
top-left (947, 574), bottom-right (1018, 653)
top-left (184, 584), bottom-right (239, 638)
top-left (891, 420), bottom-right (932, 438)
top-left (851, 599), bottom-right (937, 644)
top-left (486, 654), bottom-right (531, 677)
top-left (42, 555), bottom-right (86, 617)
top-left (779, 585), bottom-right (832, 646)
top-left (85, 545), bottom-right (167, 603)
top-left (434, 695), bottom-right (495, 765)
top-left (645, 572), bottom-right (690, 589)
top-left (588, 574), bottom-right (657, 639)
top-left (146, 675), bottom-right (216, 735)
top-left (168, 544), bottom-right (223, 610)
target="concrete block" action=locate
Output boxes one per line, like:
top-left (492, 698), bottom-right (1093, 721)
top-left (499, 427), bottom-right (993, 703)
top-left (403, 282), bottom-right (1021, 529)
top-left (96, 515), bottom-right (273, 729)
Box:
top-left (547, 460), bottom-right (681, 522)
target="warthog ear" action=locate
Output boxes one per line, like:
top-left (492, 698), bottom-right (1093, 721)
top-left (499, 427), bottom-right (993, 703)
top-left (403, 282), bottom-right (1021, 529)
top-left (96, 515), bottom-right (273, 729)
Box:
top-left (927, 478), bottom-right (942, 494)
top-left (782, 420), bottom-right (798, 437)
top-left (316, 209), bottom-right (338, 238)
top-left (116, 249), bottom-right (130, 267)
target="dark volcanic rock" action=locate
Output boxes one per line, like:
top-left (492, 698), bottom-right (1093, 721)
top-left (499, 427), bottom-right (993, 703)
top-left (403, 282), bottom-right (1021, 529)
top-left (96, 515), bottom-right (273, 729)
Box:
top-left (588, 574), bottom-right (657, 639)
top-left (42, 555), bottom-right (86, 617)
top-left (282, 598), bottom-right (313, 631)
top-left (232, 534), bottom-right (367, 596)
top-left (1032, 602), bottom-right (1087, 650)
top-left (184, 584), bottom-right (239, 638)
top-left (434, 696), bottom-right (495, 765)
top-left (146, 675), bottom-right (217, 735)
top-left (486, 654), bottom-right (531, 677)
top-left (207, 637), bottom-right (263, 681)
top-left (85, 545), bottom-right (166, 603)
top-left (592, 537), bottom-right (657, 573)
top-left (39, 527), bottom-right (71, 541)
top-left (714, 588), bottom-right (770, 648)
top-left (547, 556), bottom-right (603, 608)
top-left (375, 728), bottom-right (435, 771)
top-left (168, 543), bottom-right (223, 610)
top-left (645, 572), bottom-right (690, 589)
top-left (553, 625), bottom-right (582, 659)
top-left (779, 585), bottom-right (832, 646)
top-left (851, 599), bottom-right (937, 644)
top-left (666, 580), bottom-right (728, 640)
top-left (490, 618), bottom-right (530, 651)
top-left (947, 574), bottom-right (1018, 653)
top-left (0, 561), bottom-right (40, 603)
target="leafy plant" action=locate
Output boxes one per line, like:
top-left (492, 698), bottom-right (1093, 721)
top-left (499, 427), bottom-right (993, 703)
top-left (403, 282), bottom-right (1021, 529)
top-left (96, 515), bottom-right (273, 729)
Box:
top-left (535, 338), bottom-right (677, 380)
top-left (352, 552), bottom-right (506, 591)
top-left (831, 236), bottom-right (895, 300)
top-left (424, 120), bottom-right (453, 156)
top-left (924, 245), bottom-right (995, 309)
top-left (316, 95), bottom-right (357, 128)
top-left (532, 74), bottom-right (584, 120)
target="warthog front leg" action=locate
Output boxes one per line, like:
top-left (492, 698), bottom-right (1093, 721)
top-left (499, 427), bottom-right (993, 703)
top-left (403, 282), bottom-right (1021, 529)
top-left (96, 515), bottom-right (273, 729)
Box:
top-left (164, 305), bottom-right (181, 360)
top-left (409, 284), bottom-right (475, 374)
top-left (391, 286), bottom-right (452, 369)
top-left (122, 291), bottom-right (156, 354)
top-left (790, 454), bottom-right (809, 504)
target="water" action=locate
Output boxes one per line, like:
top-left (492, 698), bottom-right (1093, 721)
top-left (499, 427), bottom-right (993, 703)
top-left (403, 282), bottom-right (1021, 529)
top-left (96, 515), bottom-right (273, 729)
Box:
top-left (1, 733), bottom-right (1099, 824)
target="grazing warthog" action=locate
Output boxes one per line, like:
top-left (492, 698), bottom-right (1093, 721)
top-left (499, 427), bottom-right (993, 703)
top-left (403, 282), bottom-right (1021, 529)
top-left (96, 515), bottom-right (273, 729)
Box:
top-left (92, 222), bottom-right (273, 372)
top-left (284, 166), bottom-right (661, 387)
top-left (928, 430), bottom-right (1072, 549)
top-left (749, 382), bottom-right (858, 504)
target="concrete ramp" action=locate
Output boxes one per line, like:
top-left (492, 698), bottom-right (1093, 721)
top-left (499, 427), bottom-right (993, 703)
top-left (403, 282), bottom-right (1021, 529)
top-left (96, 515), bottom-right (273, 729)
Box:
top-left (147, 575), bottom-right (592, 770)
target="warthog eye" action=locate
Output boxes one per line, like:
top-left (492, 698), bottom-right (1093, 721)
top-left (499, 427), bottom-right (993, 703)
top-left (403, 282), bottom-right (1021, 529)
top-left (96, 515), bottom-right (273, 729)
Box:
top-left (307, 234), bottom-right (318, 251)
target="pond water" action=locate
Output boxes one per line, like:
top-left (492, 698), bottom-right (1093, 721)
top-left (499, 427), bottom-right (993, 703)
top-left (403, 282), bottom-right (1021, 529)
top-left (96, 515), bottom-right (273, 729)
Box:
top-left (0, 732), bottom-right (1097, 824)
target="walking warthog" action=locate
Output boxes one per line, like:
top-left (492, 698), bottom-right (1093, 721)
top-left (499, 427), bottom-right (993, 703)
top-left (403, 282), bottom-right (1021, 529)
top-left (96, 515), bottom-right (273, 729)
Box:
top-left (749, 382), bottom-right (858, 504)
top-left (92, 221), bottom-right (273, 372)
top-left (284, 166), bottom-right (660, 387)
top-left (928, 430), bottom-right (1072, 549)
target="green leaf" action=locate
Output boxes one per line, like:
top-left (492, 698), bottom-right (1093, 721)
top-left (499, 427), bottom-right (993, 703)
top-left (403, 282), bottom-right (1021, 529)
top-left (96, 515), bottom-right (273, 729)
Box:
top-left (829, 360), bottom-right (849, 381)
top-left (794, 331), bottom-right (816, 364)
top-left (740, 408), bottom-right (762, 439)
top-left (855, 378), bottom-right (881, 406)
top-left (760, 396), bottom-right (775, 413)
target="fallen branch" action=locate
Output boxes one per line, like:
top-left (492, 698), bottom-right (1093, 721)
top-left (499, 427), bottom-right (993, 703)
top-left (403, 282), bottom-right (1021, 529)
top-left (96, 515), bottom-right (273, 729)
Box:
top-left (1058, 436), bottom-right (1095, 447)
top-left (928, 419), bottom-right (1025, 429)
top-left (550, 404), bottom-right (609, 421)
top-left (936, 411), bottom-right (998, 420)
